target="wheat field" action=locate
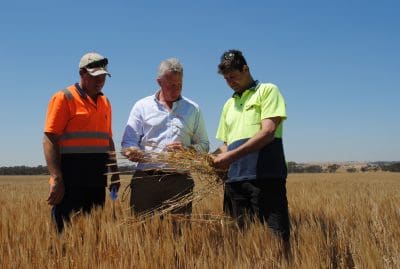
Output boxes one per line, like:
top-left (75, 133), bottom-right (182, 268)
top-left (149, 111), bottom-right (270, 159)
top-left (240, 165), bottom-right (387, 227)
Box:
top-left (1, 173), bottom-right (399, 268)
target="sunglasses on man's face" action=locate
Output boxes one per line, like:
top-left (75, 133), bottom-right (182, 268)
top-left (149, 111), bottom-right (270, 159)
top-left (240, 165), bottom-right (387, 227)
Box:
top-left (85, 58), bottom-right (108, 69)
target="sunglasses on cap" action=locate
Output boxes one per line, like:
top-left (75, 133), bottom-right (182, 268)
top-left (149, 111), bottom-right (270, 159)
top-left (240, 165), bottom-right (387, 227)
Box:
top-left (222, 52), bottom-right (235, 61)
top-left (222, 51), bottom-right (244, 61)
top-left (85, 58), bottom-right (108, 69)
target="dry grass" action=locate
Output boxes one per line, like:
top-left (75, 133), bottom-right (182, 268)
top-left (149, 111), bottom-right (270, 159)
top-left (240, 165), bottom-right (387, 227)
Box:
top-left (1, 173), bottom-right (399, 268)
top-left (110, 150), bottom-right (225, 219)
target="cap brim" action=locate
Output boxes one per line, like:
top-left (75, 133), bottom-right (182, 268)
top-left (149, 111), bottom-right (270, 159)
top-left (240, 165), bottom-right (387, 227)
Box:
top-left (86, 67), bottom-right (111, 77)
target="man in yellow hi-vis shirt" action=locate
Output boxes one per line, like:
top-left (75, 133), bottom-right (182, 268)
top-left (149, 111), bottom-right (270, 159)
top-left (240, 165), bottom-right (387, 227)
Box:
top-left (212, 50), bottom-right (290, 244)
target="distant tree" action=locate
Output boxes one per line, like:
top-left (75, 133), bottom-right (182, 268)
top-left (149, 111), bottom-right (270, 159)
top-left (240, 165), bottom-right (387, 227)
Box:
top-left (287, 162), bottom-right (297, 173)
top-left (287, 162), bottom-right (306, 173)
top-left (304, 165), bottom-right (323, 173)
top-left (327, 164), bottom-right (340, 173)
top-left (381, 162), bottom-right (400, 172)
top-left (0, 165), bottom-right (48, 175)
top-left (346, 167), bottom-right (357, 173)
top-left (361, 165), bottom-right (380, 172)
top-left (360, 166), bottom-right (368, 172)
top-left (295, 166), bottom-right (305, 173)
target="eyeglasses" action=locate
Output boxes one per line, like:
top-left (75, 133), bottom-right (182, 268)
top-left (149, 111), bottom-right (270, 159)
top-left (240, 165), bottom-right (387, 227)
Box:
top-left (85, 58), bottom-right (108, 69)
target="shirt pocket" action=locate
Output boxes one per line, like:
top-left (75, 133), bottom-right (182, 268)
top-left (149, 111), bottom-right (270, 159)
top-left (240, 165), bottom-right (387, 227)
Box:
top-left (71, 110), bottom-right (91, 130)
top-left (243, 102), bottom-right (261, 126)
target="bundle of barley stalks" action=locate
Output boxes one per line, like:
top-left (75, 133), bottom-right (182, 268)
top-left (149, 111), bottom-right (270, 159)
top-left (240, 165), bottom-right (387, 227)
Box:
top-left (106, 149), bottom-right (227, 222)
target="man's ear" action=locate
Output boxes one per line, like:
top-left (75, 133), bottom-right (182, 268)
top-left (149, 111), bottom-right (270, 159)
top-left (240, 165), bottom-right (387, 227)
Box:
top-left (79, 68), bottom-right (87, 77)
top-left (242, 65), bottom-right (249, 72)
top-left (156, 77), bottom-right (162, 86)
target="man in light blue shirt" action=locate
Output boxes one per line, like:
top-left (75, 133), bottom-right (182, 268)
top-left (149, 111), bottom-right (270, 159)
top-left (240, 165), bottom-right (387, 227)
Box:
top-left (121, 58), bottom-right (209, 215)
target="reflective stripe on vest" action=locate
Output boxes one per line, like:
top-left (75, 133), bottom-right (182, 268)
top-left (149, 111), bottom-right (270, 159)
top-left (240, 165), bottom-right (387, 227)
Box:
top-left (60, 132), bottom-right (110, 140)
top-left (62, 88), bottom-right (73, 100)
top-left (60, 146), bottom-right (110, 154)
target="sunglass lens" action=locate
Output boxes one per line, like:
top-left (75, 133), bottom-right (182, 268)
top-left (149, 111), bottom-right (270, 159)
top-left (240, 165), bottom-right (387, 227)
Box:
top-left (87, 58), bottom-right (108, 69)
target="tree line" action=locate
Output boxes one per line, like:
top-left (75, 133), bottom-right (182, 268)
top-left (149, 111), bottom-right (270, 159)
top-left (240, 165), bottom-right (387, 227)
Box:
top-left (287, 162), bottom-right (400, 173)
top-left (0, 162), bottom-right (399, 175)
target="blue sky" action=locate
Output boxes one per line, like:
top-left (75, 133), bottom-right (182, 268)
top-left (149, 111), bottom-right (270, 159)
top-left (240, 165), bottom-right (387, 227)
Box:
top-left (1, 1), bottom-right (399, 166)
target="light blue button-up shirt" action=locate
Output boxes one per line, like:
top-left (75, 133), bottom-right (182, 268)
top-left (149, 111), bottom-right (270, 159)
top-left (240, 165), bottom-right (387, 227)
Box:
top-left (122, 92), bottom-right (209, 170)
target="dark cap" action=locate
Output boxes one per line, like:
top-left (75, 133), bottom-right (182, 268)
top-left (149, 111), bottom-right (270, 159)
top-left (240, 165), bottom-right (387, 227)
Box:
top-left (218, 49), bottom-right (247, 74)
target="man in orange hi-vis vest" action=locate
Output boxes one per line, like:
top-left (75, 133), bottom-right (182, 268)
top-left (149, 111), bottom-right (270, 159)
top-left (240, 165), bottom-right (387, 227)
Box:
top-left (43, 52), bottom-right (120, 232)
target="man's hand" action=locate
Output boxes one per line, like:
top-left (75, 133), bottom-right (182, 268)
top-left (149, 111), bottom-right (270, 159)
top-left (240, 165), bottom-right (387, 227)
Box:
top-left (165, 142), bottom-right (185, 152)
top-left (212, 151), bottom-right (236, 170)
top-left (47, 177), bottom-right (65, 205)
top-left (123, 147), bottom-right (144, 162)
top-left (109, 174), bottom-right (121, 192)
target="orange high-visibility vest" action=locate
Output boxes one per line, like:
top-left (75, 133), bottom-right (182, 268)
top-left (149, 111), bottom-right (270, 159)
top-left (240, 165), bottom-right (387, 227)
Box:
top-left (44, 84), bottom-right (112, 154)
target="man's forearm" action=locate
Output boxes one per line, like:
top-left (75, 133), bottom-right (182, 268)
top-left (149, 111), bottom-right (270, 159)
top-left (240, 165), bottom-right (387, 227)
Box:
top-left (108, 138), bottom-right (120, 174)
top-left (230, 130), bottom-right (275, 160)
top-left (43, 133), bottom-right (62, 182)
top-left (228, 117), bottom-right (280, 162)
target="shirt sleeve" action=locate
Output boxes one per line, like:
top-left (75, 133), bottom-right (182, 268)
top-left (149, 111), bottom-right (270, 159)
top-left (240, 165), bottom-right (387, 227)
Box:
top-left (121, 102), bottom-right (143, 149)
top-left (44, 92), bottom-right (70, 135)
top-left (106, 97), bottom-right (113, 138)
top-left (191, 107), bottom-right (210, 152)
top-left (259, 84), bottom-right (287, 120)
top-left (215, 101), bottom-right (229, 143)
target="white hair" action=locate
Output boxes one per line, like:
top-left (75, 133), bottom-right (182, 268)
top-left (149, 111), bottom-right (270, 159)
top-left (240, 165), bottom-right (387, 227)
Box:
top-left (157, 58), bottom-right (183, 78)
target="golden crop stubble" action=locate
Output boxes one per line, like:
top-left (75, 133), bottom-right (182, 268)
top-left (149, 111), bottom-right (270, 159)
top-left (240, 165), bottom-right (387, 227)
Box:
top-left (1, 172), bottom-right (399, 268)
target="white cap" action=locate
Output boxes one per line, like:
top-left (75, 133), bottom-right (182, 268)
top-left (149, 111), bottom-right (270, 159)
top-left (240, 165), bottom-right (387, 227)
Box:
top-left (79, 52), bottom-right (111, 77)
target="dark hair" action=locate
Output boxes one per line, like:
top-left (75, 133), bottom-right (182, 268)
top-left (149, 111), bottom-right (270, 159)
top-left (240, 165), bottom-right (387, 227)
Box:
top-left (218, 49), bottom-right (247, 74)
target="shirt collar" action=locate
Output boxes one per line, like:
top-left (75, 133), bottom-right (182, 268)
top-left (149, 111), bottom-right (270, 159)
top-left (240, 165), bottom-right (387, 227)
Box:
top-left (74, 83), bottom-right (104, 99)
top-left (154, 90), bottom-right (182, 103)
top-left (232, 80), bottom-right (259, 98)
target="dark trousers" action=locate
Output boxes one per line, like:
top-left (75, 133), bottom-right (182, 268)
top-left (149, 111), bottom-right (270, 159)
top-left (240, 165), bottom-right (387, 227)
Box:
top-left (130, 171), bottom-right (194, 216)
top-left (224, 179), bottom-right (290, 241)
top-left (51, 186), bottom-right (105, 232)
